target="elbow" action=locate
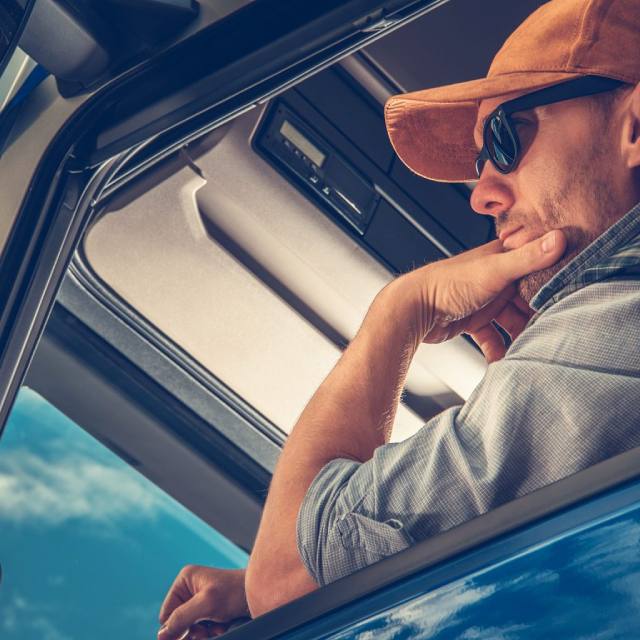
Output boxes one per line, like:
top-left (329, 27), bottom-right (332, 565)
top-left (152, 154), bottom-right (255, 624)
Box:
top-left (244, 561), bottom-right (266, 618)
top-left (245, 561), bottom-right (286, 618)
top-left (245, 557), bottom-right (318, 618)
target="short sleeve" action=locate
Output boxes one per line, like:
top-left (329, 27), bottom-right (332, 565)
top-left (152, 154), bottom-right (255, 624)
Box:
top-left (296, 282), bottom-right (640, 587)
top-left (296, 456), bottom-right (415, 586)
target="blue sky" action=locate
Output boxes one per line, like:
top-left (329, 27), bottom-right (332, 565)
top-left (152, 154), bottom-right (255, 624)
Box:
top-left (0, 387), bottom-right (247, 640)
top-left (4, 387), bottom-right (640, 640)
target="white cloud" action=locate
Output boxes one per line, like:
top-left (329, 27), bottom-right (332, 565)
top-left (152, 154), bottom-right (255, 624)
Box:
top-left (575, 630), bottom-right (619, 640)
top-left (608, 570), bottom-right (640, 610)
top-left (120, 602), bottom-right (159, 625)
top-left (0, 388), bottom-right (240, 556)
top-left (29, 617), bottom-right (72, 640)
top-left (567, 517), bottom-right (640, 581)
top-left (499, 568), bottom-right (559, 591)
top-left (0, 447), bottom-right (164, 526)
top-left (353, 632), bottom-right (377, 640)
top-left (460, 623), bottom-right (530, 640)
top-left (348, 580), bottom-right (497, 640)
top-left (0, 593), bottom-right (71, 640)
top-left (1, 596), bottom-right (19, 632)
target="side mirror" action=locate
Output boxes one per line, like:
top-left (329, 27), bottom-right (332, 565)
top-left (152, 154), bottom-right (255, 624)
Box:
top-left (11, 0), bottom-right (199, 91)
top-left (17, 0), bottom-right (111, 87)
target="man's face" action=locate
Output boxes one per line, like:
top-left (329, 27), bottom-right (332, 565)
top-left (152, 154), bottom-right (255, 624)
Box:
top-left (471, 86), bottom-right (634, 303)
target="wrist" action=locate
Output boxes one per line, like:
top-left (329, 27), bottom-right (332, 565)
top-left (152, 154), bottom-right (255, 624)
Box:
top-left (370, 270), bottom-right (434, 346)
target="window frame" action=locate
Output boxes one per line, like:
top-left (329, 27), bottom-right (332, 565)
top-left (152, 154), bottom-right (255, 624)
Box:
top-left (25, 295), bottom-right (270, 549)
top-left (0, 0), bottom-right (453, 438)
top-left (226, 447), bottom-right (640, 638)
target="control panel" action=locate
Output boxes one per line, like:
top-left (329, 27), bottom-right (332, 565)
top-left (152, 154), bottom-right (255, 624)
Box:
top-left (254, 103), bottom-right (378, 235)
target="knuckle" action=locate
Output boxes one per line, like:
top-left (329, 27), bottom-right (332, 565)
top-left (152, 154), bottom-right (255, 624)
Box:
top-left (202, 583), bottom-right (221, 601)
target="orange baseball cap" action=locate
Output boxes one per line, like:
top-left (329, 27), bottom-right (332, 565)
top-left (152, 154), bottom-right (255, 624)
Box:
top-left (384, 0), bottom-right (640, 183)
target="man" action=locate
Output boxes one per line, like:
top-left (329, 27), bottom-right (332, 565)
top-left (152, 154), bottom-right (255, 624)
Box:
top-left (158, 0), bottom-right (640, 637)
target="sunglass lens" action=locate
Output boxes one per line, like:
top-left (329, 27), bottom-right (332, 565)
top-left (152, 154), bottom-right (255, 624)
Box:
top-left (475, 153), bottom-right (487, 179)
top-left (487, 114), bottom-right (517, 171)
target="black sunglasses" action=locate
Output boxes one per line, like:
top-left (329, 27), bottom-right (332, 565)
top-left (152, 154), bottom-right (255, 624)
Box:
top-left (475, 75), bottom-right (626, 179)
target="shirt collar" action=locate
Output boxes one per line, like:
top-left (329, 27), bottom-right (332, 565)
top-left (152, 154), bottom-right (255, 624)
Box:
top-left (530, 199), bottom-right (640, 314)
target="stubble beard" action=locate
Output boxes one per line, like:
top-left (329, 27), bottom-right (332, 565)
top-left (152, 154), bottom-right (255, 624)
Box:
top-left (516, 154), bottom-right (622, 304)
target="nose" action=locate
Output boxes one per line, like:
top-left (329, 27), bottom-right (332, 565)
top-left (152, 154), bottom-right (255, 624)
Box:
top-left (469, 163), bottom-right (515, 218)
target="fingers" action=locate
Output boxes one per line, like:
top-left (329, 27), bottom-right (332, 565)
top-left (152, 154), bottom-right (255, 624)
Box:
top-left (467, 324), bottom-right (507, 364)
top-left (490, 229), bottom-right (567, 288)
top-left (159, 592), bottom-right (215, 640)
top-left (512, 294), bottom-right (534, 318)
top-left (158, 566), bottom-right (249, 640)
top-left (469, 298), bottom-right (530, 362)
top-left (493, 301), bottom-right (530, 341)
top-left (182, 620), bottom-right (230, 639)
top-left (160, 566), bottom-right (194, 624)
top-left (457, 287), bottom-right (515, 335)
top-left (468, 298), bottom-right (530, 364)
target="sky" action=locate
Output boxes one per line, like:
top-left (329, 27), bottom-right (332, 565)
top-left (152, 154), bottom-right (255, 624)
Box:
top-left (0, 387), bottom-right (247, 640)
top-left (3, 387), bottom-right (640, 640)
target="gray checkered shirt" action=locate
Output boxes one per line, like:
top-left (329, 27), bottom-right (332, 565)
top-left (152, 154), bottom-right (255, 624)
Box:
top-left (296, 200), bottom-right (640, 587)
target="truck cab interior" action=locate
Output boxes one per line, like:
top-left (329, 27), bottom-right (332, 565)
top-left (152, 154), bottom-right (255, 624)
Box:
top-left (64, 0), bottom-right (548, 449)
top-left (47, 0), bottom-right (546, 549)
top-left (11, 1), bottom-right (640, 638)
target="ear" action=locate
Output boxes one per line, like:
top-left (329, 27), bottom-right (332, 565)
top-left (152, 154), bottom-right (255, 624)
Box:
top-left (623, 82), bottom-right (640, 169)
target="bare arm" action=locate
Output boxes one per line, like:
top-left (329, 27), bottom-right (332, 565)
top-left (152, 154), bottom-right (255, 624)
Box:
top-left (245, 286), bottom-right (421, 615)
top-left (245, 229), bottom-right (565, 617)
top-left (156, 229), bottom-right (565, 636)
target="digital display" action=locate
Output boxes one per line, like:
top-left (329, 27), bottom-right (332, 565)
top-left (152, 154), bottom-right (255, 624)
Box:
top-left (280, 120), bottom-right (326, 167)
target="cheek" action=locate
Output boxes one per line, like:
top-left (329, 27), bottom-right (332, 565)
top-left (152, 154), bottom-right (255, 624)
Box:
top-left (513, 137), bottom-right (589, 228)
top-left (518, 142), bottom-right (565, 197)
top-left (511, 159), bottom-right (559, 229)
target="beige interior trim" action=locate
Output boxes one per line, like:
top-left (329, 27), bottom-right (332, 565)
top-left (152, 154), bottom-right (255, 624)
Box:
top-left (83, 103), bottom-right (487, 443)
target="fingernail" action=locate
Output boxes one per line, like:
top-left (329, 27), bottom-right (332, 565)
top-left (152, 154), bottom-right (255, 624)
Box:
top-left (541, 231), bottom-right (556, 253)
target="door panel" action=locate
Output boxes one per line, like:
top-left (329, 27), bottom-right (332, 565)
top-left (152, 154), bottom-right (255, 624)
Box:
top-left (222, 453), bottom-right (640, 639)
top-left (300, 488), bottom-right (640, 639)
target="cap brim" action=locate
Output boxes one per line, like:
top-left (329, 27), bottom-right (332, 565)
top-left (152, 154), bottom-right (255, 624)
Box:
top-left (384, 71), bottom-right (583, 183)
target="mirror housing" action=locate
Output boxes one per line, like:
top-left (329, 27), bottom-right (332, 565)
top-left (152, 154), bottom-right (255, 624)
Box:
top-left (17, 0), bottom-right (111, 86)
top-left (0, 0), bottom-right (33, 79)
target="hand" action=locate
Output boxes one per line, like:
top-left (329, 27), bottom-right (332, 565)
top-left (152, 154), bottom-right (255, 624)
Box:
top-left (377, 229), bottom-right (566, 363)
top-left (158, 566), bottom-right (249, 640)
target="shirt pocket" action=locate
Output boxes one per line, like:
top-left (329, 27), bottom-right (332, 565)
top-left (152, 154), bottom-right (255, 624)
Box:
top-left (335, 512), bottom-right (415, 566)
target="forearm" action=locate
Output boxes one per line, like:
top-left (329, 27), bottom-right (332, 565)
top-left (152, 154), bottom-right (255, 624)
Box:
top-left (246, 284), bottom-right (420, 615)
top-left (245, 228), bottom-right (565, 616)
top-left (288, 289), bottom-right (421, 461)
